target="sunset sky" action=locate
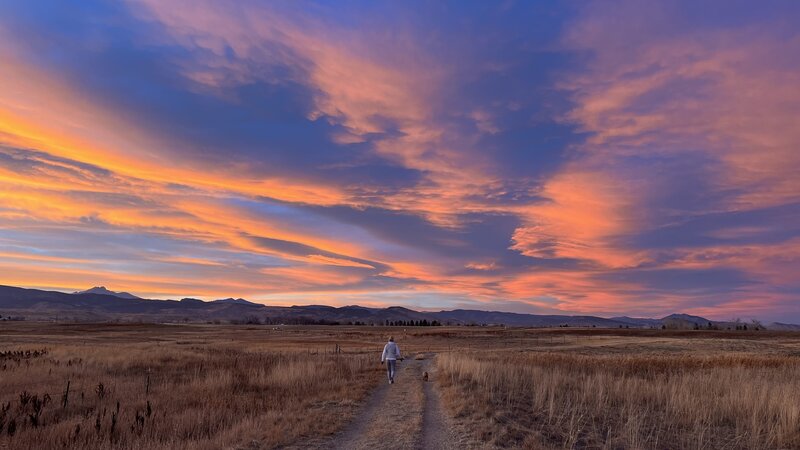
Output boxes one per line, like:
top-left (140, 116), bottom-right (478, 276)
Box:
top-left (1, 1), bottom-right (799, 321)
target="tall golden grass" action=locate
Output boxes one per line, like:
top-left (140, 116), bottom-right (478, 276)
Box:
top-left (438, 352), bottom-right (800, 449)
top-left (4, 323), bottom-right (798, 449)
top-left (0, 341), bottom-right (380, 449)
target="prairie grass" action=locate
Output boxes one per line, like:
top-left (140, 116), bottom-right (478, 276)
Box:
top-left (0, 325), bottom-right (383, 449)
top-left (3, 322), bottom-right (799, 449)
top-left (438, 351), bottom-right (800, 449)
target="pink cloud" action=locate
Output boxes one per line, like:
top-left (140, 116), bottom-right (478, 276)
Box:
top-left (562, 1), bottom-right (800, 209)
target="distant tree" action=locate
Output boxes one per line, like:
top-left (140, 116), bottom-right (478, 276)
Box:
top-left (245, 315), bottom-right (261, 325)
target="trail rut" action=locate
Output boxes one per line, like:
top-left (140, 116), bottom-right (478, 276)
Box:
top-left (283, 353), bottom-right (465, 450)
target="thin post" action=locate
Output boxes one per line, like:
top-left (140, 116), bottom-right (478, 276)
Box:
top-left (62, 380), bottom-right (70, 409)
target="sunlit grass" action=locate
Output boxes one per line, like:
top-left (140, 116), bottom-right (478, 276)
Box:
top-left (438, 351), bottom-right (800, 449)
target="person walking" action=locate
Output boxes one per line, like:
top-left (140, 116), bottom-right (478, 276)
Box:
top-left (381, 336), bottom-right (402, 384)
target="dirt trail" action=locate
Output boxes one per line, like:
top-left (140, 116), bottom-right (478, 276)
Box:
top-left (419, 357), bottom-right (460, 450)
top-left (325, 372), bottom-right (392, 448)
top-left (284, 353), bottom-right (464, 450)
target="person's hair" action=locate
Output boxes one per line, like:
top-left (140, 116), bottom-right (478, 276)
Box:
top-left (389, 336), bottom-right (394, 342)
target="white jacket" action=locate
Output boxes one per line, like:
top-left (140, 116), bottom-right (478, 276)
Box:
top-left (381, 341), bottom-right (401, 361)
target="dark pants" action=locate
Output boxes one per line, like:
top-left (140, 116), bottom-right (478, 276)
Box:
top-left (386, 359), bottom-right (397, 380)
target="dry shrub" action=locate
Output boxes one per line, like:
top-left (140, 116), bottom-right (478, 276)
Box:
top-left (438, 352), bottom-right (800, 449)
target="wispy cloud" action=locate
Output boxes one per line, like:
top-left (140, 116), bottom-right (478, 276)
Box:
top-left (0, 0), bottom-right (797, 320)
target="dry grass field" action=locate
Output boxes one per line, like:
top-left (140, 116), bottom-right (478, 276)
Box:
top-left (437, 331), bottom-right (800, 449)
top-left (1, 323), bottom-right (799, 449)
top-left (0, 323), bottom-right (388, 450)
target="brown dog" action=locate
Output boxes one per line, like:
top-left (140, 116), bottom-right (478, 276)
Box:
top-left (422, 371), bottom-right (429, 382)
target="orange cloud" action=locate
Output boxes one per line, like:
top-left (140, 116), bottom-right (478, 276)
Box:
top-left (0, 47), bottom-right (349, 208)
top-left (127, 0), bottom-right (502, 227)
top-left (511, 168), bottom-right (647, 268)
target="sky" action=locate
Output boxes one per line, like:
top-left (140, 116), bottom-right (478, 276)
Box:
top-left (0, 1), bottom-right (799, 321)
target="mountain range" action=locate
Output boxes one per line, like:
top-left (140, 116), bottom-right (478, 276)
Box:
top-left (0, 285), bottom-right (791, 329)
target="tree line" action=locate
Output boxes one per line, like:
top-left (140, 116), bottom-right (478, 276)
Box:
top-left (382, 319), bottom-right (441, 326)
